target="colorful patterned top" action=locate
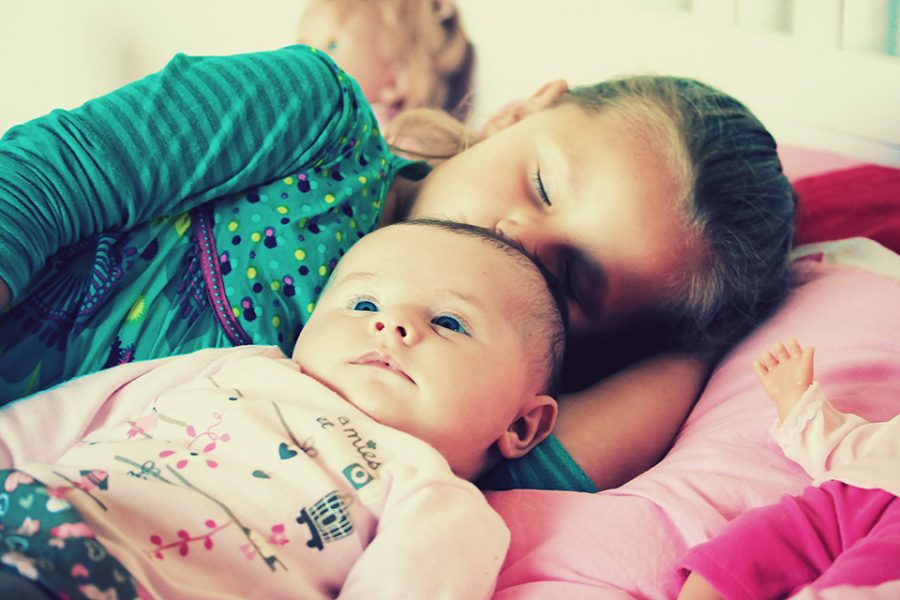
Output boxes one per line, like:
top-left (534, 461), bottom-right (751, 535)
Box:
top-left (0, 45), bottom-right (596, 494)
top-left (0, 45), bottom-right (415, 404)
top-left (0, 345), bottom-right (508, 599)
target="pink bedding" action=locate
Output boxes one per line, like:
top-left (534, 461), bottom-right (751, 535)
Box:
top-left (489, 255), bottom-right (900, 598)
top-left (487, 156), bottom-right (900, 598)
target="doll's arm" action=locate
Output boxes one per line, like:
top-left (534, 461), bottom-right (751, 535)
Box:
top-left (555, 352), bottom-right (707, 490)
top-left (755, 339), bottom-right (900, 477)
top-left (776, 386), bottom-right (900, 479)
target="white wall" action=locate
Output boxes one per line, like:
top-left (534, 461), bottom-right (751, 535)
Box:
top-left (3, 0), bottom-right (899, 163)
top-left (455, 0), bottom-right (900, 163)
top-left (0, 0), bottom-right (304, 133)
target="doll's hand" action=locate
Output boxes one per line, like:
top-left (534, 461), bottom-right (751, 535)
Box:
top-left (753, 339), bottom-right (815, 423)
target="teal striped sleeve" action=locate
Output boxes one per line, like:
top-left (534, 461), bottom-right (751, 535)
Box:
top-left (477, 434), bottom-right (599, 493)
top-left (0, 45), bottom-right (355, 303)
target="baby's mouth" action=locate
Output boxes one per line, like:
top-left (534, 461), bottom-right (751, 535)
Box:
top-left (351, 351), bottom-right (416, 384)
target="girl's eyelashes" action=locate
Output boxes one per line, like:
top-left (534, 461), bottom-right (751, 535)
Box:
top-left (431, 314), bottom-right (469, 335)
top-left (531, 168), bottom-right (552, 207)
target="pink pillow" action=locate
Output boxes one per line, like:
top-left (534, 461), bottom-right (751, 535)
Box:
top-left (778, 145), bottom-right (864, 181)
top-left (489, 258), bottom-right (900, 598)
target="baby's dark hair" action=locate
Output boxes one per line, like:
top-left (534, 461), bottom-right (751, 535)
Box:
top-left (400, 218), bottom-right (568, 394)
top-left (561, 76), bottom-right (797, 356)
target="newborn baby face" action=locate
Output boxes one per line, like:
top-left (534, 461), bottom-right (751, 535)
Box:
top-left (294, 222), bottom-right (556, 477)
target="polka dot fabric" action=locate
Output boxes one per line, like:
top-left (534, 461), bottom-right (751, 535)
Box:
top-left (0, 46), bottom-right (416, 403)
top-left (208, 101), bottom-right (396, 354)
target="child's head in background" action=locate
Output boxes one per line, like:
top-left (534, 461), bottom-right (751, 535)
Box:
top-left (293, 219), bottom-right (565, 480)
top-left (297, 0), bottom-right (475, 127)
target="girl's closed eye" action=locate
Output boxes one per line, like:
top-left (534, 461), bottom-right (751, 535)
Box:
top-left (431, 314), bottom-right (469, 335)
top-left (531, 168), bottom-right (552, 207)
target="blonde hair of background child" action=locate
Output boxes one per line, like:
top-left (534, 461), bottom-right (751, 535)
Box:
top-left (298, 0), bottom-right (475, 121)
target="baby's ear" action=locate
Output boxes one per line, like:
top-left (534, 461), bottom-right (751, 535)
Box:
top-left (496, 395), bottom-right (558, 460)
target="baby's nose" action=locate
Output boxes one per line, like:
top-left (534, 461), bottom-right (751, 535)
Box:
top-left (374, 321), bottom-right (408, 338)
top-left (371, 309), bottom-right (422, 345)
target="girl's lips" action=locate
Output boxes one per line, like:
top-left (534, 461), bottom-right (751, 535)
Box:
top-left (351, 351), bottom-right (415, 384)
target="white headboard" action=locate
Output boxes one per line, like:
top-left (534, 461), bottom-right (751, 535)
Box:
top-left (457, 0), bottom-right (900, 165)
top-left (2, 0), bottom-right (899, 165)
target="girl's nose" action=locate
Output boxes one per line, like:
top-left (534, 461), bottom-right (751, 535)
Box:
top-left (495, 208), bottom-right (546, 247)
top-left (496, 216), bottom-right (558, 268)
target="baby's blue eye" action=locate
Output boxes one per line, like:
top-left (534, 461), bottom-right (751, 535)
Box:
top-left (432, 315), bottom-right (466, 334)
top-left (353, 300), bottom-right (378, 312)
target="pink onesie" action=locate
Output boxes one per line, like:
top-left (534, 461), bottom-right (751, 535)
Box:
top-left (0, 345), bottom-right (508, 599)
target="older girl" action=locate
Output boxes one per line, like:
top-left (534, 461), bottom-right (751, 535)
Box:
top-left (0, 44), bottom-right (795, 492)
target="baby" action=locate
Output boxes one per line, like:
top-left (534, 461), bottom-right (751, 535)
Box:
top-left (296, 0), bottom-right (475, 127)
top-left (0, 219), bottom-right (565, 599)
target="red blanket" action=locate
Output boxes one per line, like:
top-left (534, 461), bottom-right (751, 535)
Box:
top-left (795, 164), bottom-right (900, 253)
